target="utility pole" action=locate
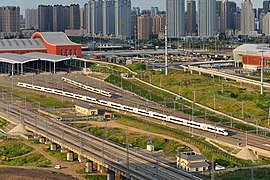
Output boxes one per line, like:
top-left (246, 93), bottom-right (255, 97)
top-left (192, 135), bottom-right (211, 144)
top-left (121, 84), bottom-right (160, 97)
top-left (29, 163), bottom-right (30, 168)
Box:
top-left (213, 94), bottom-right (216, 109)
top-left (192, 101), bottom-right (194, 137)
top-left (241, 101), bottom-right (244, 117)
top-left (211, 155), bottom-right (215, 180)
top-left (165, 24), bottom-right (168, 76)
top-left (259, 48), bottom-right (266, 96)
top-left (126, 128), bottom-right (130, 179)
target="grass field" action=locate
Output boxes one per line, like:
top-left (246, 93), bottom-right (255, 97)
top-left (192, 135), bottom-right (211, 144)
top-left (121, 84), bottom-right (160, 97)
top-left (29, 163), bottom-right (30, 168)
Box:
top-left (0, 86), bottom-right (75, 108)
top-left (0, 118), bottom-right (9, 131)
top-left (0, 141), bottom-right (51, 167)
top-left (0, 152), bottom-right (52, 167)
top-left (111, 113), bottom-right (270, 168)
top-left (73, 122), bottom-right (191, 159)
top-left (0, 142), bottom-right (32, 158)
top-left (215, 168), bottom-right (270, 180)
top-left (43, 147), bottom-right (76, 162)
top-left (143, 70), bottom-right (270, 126)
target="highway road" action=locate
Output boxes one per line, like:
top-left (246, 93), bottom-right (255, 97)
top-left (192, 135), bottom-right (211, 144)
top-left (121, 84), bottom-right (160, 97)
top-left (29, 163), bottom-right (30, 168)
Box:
top-left (0, 97), bottom-right (201, 180)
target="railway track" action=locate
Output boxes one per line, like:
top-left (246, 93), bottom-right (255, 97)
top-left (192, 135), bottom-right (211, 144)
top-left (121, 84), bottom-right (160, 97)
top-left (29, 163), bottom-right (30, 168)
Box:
top-left (0, 99), bottom-right (199, 180)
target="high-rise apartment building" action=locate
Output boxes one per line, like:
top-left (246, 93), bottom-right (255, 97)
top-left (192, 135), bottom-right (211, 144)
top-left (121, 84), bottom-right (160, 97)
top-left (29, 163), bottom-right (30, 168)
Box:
top-left (138, 14), bottom-right (153, 40)
top-left (217, 0), bottom-right (237, 34)
top-left (150, 7), bottom-right (159, 17)
top-left (263, 1), bottom-right (270, 12)
top-left (80, 8), bottom-right (85, 29)
top-left (85, 0), bottom-right (103, 35)
top-left (131, 10), bottom-right (138, 38)
top-left (166, 0), bottom-right (185, 38)
top-left (38, 5), bottom-right (53, 32)
top-left (152, 13), bottom-right (166, 36)
top-left (39, 4), bottom-right (80, 32)
top-left (262, 12), bottom-right (270, 34)
top-left (115, 0), bottom-right (131, 38)
top-left (53, 5), bottom-right (64, 32)
top-left (198, 0), bottom-right (217, 37)
top-left (241, 0), bottom-right (255, 35)
top-left (186, 0), bottom-right (196, 35)
top-left (70, 4), bottom-right (80, 30)
top-left (0, 6), bottom-right (20, 33)
top-left (103, 0), bottom-right (115, 35)
top-left (133, 7), bottom-right (140, 16)
top-left (25, 8), bottom-right (38, 29)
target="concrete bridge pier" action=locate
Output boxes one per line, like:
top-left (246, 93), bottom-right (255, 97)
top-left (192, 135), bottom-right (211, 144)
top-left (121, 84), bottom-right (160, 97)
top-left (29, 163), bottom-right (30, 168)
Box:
top-left (97, 163), bottom-right (102, 173)
top-left (33, 135), bottom-right (40, 140)
top-left (114, 173), bottom-right (126, 180)
top-left (45, 140), bottom-right (51, 145)
top-left (50, 143), bottom-right (57, 151)
top-left (39, 137), bottom-right (45, 144)
top-left (107, 170), bottom-right (115, 180)
top-left (85, 161), bottom-right (93, 173)
top-left (60, 147), bottom-right (68, 153)
top-left (93, 162), bottom-right (98, 171)
top-left (67, 151), bottom-right (74, 161)
top-left (78, 155), bottom-right (86, 162)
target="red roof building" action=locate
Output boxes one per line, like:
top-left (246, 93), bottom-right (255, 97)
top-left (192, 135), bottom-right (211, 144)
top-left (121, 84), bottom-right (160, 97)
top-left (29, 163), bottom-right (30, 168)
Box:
top-left (0, 32), bottom-right (82, 58)
top-left (233, 44), bottom-right (270, 70)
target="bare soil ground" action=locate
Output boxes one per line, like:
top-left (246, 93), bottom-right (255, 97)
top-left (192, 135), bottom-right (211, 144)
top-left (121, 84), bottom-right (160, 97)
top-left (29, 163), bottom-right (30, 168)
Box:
top-left (0, 167), bottom-right (78, 180)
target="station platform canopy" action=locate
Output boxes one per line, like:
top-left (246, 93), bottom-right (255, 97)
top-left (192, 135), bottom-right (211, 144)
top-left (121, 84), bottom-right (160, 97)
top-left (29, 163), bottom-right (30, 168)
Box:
top-left (0, 52), bottom-right (86, 64)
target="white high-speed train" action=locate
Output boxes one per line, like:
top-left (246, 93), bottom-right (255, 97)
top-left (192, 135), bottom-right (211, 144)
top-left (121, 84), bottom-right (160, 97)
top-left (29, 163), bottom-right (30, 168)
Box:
top-left (17, 82), bottom-right (229, 136)
top-left (61, 77), bottom-right (112, 98)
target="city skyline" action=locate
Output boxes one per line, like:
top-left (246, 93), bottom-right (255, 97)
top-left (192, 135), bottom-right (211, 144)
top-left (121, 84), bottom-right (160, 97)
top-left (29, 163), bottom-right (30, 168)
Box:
top-left (0, 0), bottom-right (267, 15)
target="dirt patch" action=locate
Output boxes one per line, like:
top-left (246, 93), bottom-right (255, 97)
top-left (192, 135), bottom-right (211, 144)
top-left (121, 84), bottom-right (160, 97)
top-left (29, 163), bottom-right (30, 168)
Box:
top-left (0, 167), bottom-right (78, 180)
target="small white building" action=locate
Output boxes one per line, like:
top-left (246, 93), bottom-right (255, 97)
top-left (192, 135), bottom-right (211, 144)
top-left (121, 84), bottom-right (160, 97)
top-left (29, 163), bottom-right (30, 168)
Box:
top-left (176, 152), bottom-right (209, 172)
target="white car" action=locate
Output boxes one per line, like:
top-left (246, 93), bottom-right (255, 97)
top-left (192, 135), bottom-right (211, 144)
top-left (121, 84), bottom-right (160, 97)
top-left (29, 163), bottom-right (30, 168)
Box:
top-left (54, 165), bottom-right (61, 169)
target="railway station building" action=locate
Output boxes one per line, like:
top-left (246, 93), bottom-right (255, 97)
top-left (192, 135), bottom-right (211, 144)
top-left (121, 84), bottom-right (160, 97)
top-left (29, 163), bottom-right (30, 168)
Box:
top-left (233, 44), bottom-right (270, 70)
top-left (0, 32), bottom-right (87, 75)
top-left (0, 32), bottom-right (82, 58)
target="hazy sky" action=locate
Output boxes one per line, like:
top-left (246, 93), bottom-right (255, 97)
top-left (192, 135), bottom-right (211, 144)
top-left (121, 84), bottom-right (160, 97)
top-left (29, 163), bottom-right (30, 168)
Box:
top-left (0, 0), bottom-right (265, 15)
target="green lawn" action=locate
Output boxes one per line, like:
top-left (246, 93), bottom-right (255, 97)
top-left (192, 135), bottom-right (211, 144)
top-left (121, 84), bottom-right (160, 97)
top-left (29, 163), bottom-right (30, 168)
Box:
top-left (0, 141), bottom-right (51, 167)
top-left (111, 113), bottom-right (267, 168)
top-left (0, 142), bottom-right (32, 158)
top-left (144, 70), bottom-right (270, 127)
top-left (0, 152), bottom-right (51, 167)
top-left (0, 86), bottom-right (75, 108)
top-left (0, 118), bottom-right (9, 130)
top-left (215, 168), bottom-right (270, 180)
top-left (43, 147), bottom-right (71, 162)
top-left (81, 123), bottom-right (191, 159)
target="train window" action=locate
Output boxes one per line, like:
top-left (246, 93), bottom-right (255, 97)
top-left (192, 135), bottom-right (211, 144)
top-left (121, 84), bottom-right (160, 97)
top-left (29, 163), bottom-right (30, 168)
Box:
top-left (100, 101), bottom-right (108, 104)
top-left (153, 114), bottom-right (166, 118)
top-left (111, 104), bottom-right (121, 108)
top-left (138, 110), bottom-right (149, 115)
top-left (124, 107), bottom-right (133, 111)
top-left (207, 127), bottom-right (216, 131)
